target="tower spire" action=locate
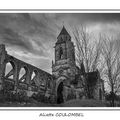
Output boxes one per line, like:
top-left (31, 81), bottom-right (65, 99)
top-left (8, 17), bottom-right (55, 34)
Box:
top-left (57, 25), bottom-right (71, 40)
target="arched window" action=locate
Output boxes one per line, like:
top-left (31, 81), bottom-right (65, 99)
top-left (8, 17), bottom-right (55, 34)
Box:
top-left (59, 46), bottom-right (63, 59)
top-left (31, 71), bottom-right (36, 80)
top-left (19, 67), bottom-right (28, 83)
top-left (5, 61), bottom-right (15, 80)
top-left (31, 70), bottom-right (38, 86)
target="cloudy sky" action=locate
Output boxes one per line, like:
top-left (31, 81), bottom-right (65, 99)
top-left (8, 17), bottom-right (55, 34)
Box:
top-left (1, 13), bottom-right (120, 73)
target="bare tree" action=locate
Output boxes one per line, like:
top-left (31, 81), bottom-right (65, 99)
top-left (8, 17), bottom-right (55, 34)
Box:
top-left (73, 25), bottom-right (101, 98)
top-left (100, 34), bottom-right (120, 106)
top-left (73, 25), bottom-right (120, 105)
top-left (73, 25), bottom-right (101, 73)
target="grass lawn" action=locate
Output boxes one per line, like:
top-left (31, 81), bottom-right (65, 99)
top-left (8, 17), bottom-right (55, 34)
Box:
top-left (60, 99), bottom-right (107, 107)
top-left (0, 99), bottom-right (107, 107)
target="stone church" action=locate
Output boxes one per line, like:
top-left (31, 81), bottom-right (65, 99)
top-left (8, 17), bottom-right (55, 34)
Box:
top-left (0, 26), bottom-right (104, 104)
top-left (52, 26), bottom-right (104, 103)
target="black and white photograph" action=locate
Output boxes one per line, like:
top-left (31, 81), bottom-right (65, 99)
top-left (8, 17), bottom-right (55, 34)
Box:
top-left (0, 13), bottom-right (120, 107)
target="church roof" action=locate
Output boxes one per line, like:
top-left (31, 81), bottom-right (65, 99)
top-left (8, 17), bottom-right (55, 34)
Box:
top-left (57, 26), bottom-right (71, 38)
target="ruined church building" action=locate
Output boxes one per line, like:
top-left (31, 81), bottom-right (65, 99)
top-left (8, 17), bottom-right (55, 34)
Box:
top-left (0, 26), bottom-right (104, 104)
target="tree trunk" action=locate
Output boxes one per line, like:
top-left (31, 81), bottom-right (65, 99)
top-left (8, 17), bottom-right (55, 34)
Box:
top-left (111, 85), bottom-right (115, 107)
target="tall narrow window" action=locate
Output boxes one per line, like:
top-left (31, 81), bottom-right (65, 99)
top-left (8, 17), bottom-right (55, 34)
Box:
top-left (59, 47), bottom-right (63, 59)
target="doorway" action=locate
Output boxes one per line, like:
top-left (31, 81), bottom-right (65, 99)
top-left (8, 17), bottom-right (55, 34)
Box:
top-left (57, 82), bottom-right (64, 104)
top-left (99, 88), bottom-right (102, 100)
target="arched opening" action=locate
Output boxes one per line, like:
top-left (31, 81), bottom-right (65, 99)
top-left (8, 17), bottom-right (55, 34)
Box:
top-left (31, 71), bottom-right (36, 80)
top-left (19, 67), bottom-right (28, 83)
top-left (40, 78), bottom-right (45, 86)
top-left (57, 82), bottom-right (64, 104)
top-left (59, 46), bottom-right (63, 59)
top-left (5, 61), bottom-right (15, 80)
top-left (99, 88), bottom-right (102, 100)
top-left (31, 70), bottom-right (38, 86)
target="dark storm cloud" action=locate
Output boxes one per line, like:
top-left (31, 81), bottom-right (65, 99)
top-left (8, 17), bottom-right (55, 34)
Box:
top-left (0, 13), bottom-right (120, 73)
top-left (55, 13), bottom-right (120, 23)
top-left (0, 26), bottom-right (32, 51)
top-left (73, 13), bottom-right (120, 22)
top-left (0, 13), bottom-right (58, 58)
top-left (25, 13), bottom-right (57, 40)
top-left (18, 13), bottom-right (31, 20)
top-left (0, 25), bottom-right (47, 57)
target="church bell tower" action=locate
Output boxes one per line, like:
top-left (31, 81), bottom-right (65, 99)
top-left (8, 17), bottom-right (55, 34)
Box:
top-left (52, 26), bottom-right (77, 81)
